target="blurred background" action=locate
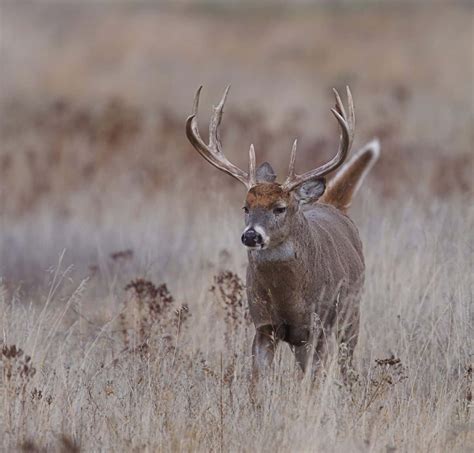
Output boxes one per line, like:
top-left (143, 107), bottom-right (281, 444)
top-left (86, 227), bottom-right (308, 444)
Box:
top-left (1, 4), bottom-right (472, 450)
top-left (0, 0), bottom-right (472, 289)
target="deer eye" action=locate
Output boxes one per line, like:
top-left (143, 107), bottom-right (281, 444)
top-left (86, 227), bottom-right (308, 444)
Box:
top-left (273, 206), bottom-right (287, 215)
top-left (243, 207), bottom-right (249, 214)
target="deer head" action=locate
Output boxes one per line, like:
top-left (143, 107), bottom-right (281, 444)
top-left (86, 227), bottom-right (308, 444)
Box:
top-left (185, 86), bottom-right (355, 250)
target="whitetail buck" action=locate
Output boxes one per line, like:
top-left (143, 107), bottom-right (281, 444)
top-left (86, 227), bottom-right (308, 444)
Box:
top-left (186, 86), bottom-right (379, 377)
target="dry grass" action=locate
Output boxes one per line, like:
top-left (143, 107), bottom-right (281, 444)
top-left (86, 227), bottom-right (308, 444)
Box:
top-left (0, 196), bottom-right (473, 451)
top-left (0, 2), bottom-right (473, 452)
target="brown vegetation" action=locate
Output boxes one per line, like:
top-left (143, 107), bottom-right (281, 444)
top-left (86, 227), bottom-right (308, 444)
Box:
top-left (0, 2), bottom-right (472, 452)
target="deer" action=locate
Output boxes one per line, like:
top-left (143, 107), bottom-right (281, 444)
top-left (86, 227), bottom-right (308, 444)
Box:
top-left (186, 86), bottom-right (379, 378)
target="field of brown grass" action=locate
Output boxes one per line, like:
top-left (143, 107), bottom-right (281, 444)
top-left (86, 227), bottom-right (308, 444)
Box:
top-left (0, 2), bottom-right (473, 452)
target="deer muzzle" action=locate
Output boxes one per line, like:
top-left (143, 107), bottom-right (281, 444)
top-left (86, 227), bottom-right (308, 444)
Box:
top-left (241, 227), bottom-right (268, 249)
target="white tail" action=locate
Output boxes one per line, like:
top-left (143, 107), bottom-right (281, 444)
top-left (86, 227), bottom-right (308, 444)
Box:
top-left (320, 139), bottom-right (380, 212)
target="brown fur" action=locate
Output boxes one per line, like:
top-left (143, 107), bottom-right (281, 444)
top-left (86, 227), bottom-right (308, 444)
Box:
top-left (246, 141), bottom-right (379, 378)
top-left (247, 199), bottom-right (364, 377)
top-left (320, 140), bottom-right (380, 213)
top-left (246, 183), bottom-right (290, 209)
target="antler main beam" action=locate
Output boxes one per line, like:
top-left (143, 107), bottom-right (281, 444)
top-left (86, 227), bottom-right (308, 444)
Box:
top-left (282, 86), bottom-right (355, 191)
top-left (185, 86), bottom-right (257, 189)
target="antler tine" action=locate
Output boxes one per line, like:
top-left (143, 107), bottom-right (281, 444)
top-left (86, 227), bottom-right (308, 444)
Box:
top-left (282, 87), bottom-right (355, 191)
top-left (185, 86), bottom-right (254, 189)
top-left (249, 144), bottom-right (257, 187)
top-left (209, 85), bottom-right (230, 151)
top-left (346, 85), bottom-right (355, 148)
top-left (332, 87), bottom-right (347, 121)
top-left (192, 85), bottom-right (202, 116)
top-left (283, 139), bottom-right (298, 187)
top-left (186, 87), bottom-right (211, 158)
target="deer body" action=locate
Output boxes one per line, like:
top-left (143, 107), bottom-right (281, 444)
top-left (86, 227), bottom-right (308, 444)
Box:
top-left (247, 202), bottom-right (364, 328)
top-left (245, 189), bottom-right (364, 372)
top-left (185, 86), bottom-right (379, 377)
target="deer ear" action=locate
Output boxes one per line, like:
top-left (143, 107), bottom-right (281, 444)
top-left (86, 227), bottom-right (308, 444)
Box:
top-left (256, 162), bottom-right (276, 183)
top-left (293, 177), bottom-right (326, 204)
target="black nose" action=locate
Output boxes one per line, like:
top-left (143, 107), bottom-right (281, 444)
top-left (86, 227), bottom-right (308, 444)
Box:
top-left (241, 228), bottom-right (263, 247)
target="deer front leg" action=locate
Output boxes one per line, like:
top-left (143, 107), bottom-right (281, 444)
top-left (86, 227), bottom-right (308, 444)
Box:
top-left (286, 325), bottom-right (312, 373)
top-left (252, 325), bottom-right (278, 379)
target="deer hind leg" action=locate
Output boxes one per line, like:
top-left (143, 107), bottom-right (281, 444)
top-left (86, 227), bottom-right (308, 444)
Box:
top-left (252, 325), bottom-right (279, 379)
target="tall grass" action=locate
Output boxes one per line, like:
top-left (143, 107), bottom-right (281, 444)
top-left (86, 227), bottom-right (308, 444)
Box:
top-left (0, 193), bottom-right (472, 452)
top-left (0, 2), bottom-right (472, 451)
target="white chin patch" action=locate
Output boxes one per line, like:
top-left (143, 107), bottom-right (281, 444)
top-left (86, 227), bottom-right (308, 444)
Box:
top-left (244, 244), bottom-right (268, 251)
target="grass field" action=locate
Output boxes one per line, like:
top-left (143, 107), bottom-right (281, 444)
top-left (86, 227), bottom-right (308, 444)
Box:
top-left (0, 1), bottom-right (473, 451)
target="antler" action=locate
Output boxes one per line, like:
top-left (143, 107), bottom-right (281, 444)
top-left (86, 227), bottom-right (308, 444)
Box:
top-left (282, 86), bottom-right (355, 191)
top-left (186, 86), bottom-right (257, 189)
